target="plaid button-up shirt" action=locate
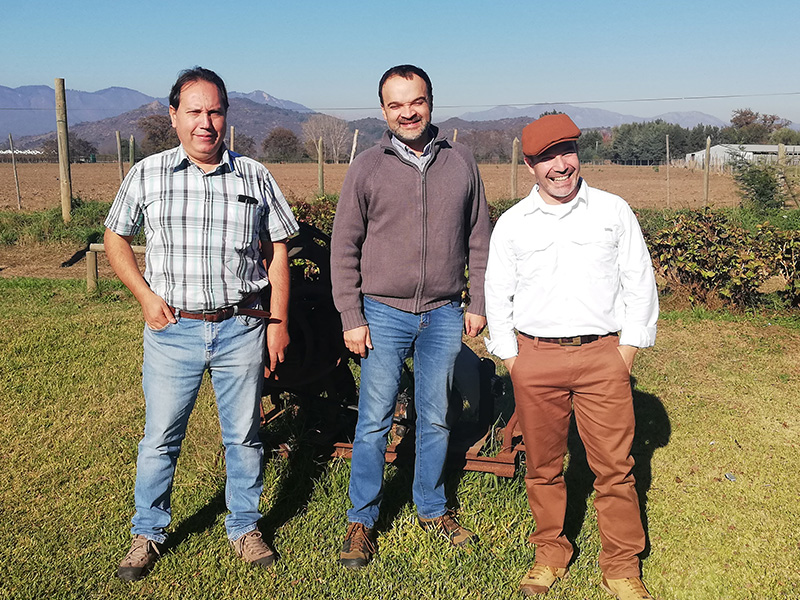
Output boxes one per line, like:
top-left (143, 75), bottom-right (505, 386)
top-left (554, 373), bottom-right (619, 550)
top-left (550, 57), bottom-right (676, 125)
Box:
top-left (105, 145), bottom-right (298, 311)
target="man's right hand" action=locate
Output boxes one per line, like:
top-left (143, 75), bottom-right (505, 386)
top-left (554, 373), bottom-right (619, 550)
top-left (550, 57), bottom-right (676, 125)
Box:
top-left (142, 291), bottom-right (176, 330)
top-left (503, 356), bottom-right (517, 375)
top-left (343, 325), bottom-right (373, 358)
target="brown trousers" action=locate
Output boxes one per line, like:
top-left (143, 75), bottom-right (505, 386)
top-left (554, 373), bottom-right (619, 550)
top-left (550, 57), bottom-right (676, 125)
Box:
top-left (511, 334), bottom-right (645, 578)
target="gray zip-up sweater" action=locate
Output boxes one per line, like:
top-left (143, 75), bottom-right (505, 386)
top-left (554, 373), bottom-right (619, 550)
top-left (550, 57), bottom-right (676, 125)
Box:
top-left (331, 127), bottom-right (491, 331)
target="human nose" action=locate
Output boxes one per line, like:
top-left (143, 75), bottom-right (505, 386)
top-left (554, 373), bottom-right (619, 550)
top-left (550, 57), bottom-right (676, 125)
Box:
top-left (199, 112), bottom-right (213, 128)
top-left (551, 155), bottom-right (568, 171)
top-left (399, 102), bottom-right (416, 118)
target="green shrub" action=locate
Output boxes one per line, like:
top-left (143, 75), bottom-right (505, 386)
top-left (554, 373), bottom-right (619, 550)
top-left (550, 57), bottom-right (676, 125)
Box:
top-left (291, 194), bottom-right (339, 236)
top-left (648, 208), bottom-right (775, 307)
top-left (731, 155), bottom-right (786, 210)
top-left (488, 197), bottom-right (520, 226)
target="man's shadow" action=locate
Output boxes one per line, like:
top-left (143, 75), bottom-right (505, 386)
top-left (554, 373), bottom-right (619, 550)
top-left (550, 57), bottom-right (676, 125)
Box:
top-left (156, 398), bottom-right (340, 554)
top-left (562, 376), bottom-right (671, 563)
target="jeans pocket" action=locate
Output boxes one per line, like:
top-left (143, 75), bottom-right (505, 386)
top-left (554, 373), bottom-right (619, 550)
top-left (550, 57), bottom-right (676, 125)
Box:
top-left (235, 314), bottom-right (263, 328)
top-left (146, 321), bottom-right (174, 332)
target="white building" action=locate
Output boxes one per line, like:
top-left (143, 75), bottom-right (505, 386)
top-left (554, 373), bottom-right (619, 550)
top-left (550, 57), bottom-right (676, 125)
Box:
top-left (685, 144), bottom-right (800, 167)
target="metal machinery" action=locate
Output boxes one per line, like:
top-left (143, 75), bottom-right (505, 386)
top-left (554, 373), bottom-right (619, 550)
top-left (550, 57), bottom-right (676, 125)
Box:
top-left (260, 222), bottom-right (525, 477)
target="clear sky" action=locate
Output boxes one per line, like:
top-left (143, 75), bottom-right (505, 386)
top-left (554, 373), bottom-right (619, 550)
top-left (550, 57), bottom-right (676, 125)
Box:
top-left (3, 0), bottom-right (799, 124)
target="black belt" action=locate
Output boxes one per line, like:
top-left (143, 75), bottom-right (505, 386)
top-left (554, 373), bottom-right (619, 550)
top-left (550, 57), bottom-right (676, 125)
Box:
top-left (520, 332), bottom-right (618, 346)
top-left (170, 294), bottom-right (271, 323)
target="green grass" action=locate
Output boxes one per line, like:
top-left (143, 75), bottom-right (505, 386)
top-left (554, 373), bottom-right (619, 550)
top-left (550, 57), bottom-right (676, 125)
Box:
top-left (1, 278), bottom-right (799, 599)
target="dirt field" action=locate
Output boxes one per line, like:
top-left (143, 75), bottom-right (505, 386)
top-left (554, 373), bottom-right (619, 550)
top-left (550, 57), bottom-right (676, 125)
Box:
top-left (0, 160), bottom-right (740, 281)
top-left (0, 161), bottom-right (739, 212)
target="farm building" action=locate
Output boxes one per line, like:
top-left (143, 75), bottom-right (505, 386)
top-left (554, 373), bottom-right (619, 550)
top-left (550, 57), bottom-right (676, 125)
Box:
top-left (685, 144), bottom-right (800, 167)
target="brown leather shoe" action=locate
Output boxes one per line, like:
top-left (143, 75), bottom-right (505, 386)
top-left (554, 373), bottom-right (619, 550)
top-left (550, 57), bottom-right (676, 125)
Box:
top-left (230, 530), bottom-right (276, 568)
top-left (601, 576), bottom-right (655, 600)
top-left (418, 510), bottom-right (477, 546)
top-left (117, 535), bottom-right (162, 582)
top-left (519, 563), bottom-right (569, 595)
top-left (338, 522), bottom-right (377, 569)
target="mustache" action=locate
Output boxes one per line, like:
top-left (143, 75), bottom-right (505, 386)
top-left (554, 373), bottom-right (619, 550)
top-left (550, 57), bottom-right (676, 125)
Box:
top-left (399, 116), bottom-right (422, 124)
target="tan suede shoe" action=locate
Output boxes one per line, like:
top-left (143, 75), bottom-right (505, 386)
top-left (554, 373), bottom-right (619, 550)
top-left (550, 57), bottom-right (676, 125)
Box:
top-left (519, 563), bottom-right (569, 595)
top-left (601, 576), bottom-right (655, 600)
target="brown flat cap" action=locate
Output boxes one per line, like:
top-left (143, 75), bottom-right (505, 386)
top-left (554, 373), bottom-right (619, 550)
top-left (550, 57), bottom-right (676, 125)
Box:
top-left (522, 114), bottom-right (581, 156)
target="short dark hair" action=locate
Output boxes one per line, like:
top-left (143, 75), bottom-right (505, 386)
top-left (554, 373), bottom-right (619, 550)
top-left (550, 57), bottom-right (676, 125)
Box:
top-left (378, 64), bottom-right (433, 107)
top-left (169, 67), bottom-right (229, 112)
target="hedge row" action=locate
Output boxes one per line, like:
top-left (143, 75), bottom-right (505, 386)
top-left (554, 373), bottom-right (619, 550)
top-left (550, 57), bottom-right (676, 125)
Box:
top-left (291, 195), bottom-right (800, 310)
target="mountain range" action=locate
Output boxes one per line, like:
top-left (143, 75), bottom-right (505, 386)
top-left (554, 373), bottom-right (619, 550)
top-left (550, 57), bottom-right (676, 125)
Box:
top-left (1, 84), bottom-right (733, 153)
top-left (0, 85), bottom-right (313, 141)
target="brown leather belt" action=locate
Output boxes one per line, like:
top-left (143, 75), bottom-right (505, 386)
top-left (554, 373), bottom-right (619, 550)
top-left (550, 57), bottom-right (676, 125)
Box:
top-left (520, 332), bottom-right (618, 346)
top-left (171, 294), bottom-right (271, 323)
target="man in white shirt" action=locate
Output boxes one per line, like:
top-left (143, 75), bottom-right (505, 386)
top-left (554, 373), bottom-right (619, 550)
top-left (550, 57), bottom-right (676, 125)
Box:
top-left (484, 114), bottom-right (659, 600)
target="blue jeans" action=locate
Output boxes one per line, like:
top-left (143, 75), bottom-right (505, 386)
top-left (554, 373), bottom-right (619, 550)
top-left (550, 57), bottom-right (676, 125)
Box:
top-left (131, 314), bottom-right (265, 543)
top-left (347, 297), bottom-right (464, 528)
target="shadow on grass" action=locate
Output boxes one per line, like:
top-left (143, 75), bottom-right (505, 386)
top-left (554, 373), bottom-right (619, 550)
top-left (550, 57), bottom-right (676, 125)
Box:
top-left (166, 486), bottom-right (228, 552)
top-left (563, 376), bottom-right (671, 563)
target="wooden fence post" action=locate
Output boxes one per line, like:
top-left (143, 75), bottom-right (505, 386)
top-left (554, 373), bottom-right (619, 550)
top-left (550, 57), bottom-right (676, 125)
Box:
top-left (317, 137), bottom-right (324, 196)
top-left (55, 78), bottom-right (72, 223)
top-left (129, 135), bottom-right (136, 165)
top-left (230, 125), bottom-right (235, 153)
top-left (703, 136), bottom-right (711, 205)
top-left (9, 134), bottom-right (22, 209)
top-left (666, 134), bottom-right (671, 209)
top-left (116, 131), bottom-right (124, 183)
top-left (86, 248), bottom-right (98, 293)
top-left (511, 137), bottom-right (520, 199)
top-left (349, 129), bottom-right (359, 164)
top-left (453, 129), bottom-right (458, 142)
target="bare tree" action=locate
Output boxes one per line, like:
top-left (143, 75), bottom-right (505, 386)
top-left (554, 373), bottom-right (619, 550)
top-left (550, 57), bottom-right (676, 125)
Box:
top-left (233, 133), bottom-right (256, 158)
top-left (302, 114), bottom-right (350, 164)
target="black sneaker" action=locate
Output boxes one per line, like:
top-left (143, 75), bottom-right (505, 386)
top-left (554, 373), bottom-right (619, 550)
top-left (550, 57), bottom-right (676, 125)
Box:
top-left (117, 535), bottom-right (162, 582)
top-left (338, 522), bottom-right (376, 569)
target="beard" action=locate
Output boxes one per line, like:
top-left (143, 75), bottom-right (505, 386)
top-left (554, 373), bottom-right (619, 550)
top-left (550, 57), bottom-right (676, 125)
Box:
top-left (389, 116), bottom-right (430, 146)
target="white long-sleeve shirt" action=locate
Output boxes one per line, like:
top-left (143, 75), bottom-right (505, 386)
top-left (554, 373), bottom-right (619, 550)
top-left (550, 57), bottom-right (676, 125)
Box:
top-left (484, 179), bottom-right (658, 360)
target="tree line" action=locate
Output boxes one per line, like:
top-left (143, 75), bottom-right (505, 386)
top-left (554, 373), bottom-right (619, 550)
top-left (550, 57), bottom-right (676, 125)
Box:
top-left (46, 108), bottom-right (800, 166)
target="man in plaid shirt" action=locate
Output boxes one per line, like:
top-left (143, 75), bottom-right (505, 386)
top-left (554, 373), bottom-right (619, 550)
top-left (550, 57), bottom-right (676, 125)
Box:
top-left (105, 67), bottom-right (297, 581)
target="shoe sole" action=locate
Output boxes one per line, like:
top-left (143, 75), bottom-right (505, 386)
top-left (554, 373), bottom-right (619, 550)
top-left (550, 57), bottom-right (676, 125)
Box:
top-left (519, 570), bottom-right (569, 596)
top-left (338, 557), bottom-right (370, 570)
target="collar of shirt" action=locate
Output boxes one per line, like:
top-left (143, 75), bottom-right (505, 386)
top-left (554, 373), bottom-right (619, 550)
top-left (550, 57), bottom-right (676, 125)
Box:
top-left (522, 178), bottom-right (588, 218)
top-left (390, 131), bottom-right (435, 170)
top-left (171, 144), bottom-right (238, 177)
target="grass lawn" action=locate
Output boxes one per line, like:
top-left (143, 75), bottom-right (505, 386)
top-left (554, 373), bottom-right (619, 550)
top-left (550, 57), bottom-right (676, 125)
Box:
top-left (0, 278), bottom-right (798, 599)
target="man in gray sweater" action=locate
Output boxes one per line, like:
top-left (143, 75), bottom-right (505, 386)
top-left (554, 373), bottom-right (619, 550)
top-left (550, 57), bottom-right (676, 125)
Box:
top-left (330, 64), bottom-right (491, 569)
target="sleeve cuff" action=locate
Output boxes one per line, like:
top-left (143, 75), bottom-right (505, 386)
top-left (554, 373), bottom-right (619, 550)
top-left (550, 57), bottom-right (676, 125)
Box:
top-left (340, 307), bottom-right (368, 332)
top-left (484, 333), bottom-right (519, 360)
top-left (619, 325), bottom-right (657, 348)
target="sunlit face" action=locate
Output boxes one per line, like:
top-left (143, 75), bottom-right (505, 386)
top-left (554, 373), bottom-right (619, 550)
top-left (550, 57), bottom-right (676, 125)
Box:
top-left (380, 74), bottom-right (432, 152)
top-left (169, 79), bottom-right (227, 169)
top-left (526, 141), bottom-right (581, 204)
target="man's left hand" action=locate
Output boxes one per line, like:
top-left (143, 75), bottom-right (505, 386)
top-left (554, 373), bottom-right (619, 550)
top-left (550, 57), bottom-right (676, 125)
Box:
top-left (464, 312), bottom-right (487, 337)
top-left (266, 321), bottom-right (290, 376)
top-left (617, 344), bottom-right (638, 374)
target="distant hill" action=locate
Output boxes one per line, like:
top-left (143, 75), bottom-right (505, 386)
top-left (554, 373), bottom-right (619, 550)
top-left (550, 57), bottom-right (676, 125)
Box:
top-left (0, 85), bottom-right (312, 140)
top-left (229, 91), bottom-right (312, 113)
top-left (11, 98), bottom-right (314, 154)
top-left (459, 103), bottom-right (727, 129)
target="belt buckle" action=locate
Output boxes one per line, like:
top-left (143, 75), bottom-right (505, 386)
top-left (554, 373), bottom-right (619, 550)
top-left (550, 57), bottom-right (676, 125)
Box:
top-left (559, 336), bottom-right (582, 346)
top-left (201, 309), bottom-right (221, 322)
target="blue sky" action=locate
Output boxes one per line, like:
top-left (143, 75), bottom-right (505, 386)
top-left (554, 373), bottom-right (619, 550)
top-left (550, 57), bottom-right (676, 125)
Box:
top-left (3, 0), bottom-right (799, 124)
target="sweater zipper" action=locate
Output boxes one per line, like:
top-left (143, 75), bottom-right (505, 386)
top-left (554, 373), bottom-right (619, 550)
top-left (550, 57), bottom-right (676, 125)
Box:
top-left (415, 168), bottom-right (427, 313)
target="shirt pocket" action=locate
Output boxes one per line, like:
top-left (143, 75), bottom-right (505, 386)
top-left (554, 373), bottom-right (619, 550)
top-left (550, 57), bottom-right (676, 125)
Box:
top-left (514, 236), bottom-right (555, 280)
top-left (223, 200), bottom-right (264, 252)
top-left (571, 225), bottom-right (619, 282)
